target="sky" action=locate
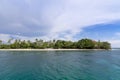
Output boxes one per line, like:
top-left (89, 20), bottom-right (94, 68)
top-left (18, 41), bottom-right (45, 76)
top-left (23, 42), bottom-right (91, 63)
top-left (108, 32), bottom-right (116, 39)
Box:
top-left (0, 0), bottom-right (120, 47)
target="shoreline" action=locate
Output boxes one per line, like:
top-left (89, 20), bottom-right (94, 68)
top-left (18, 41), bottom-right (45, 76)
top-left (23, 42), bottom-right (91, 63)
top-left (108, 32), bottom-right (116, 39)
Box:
top-left (0, 49), bottom-right (109, 51)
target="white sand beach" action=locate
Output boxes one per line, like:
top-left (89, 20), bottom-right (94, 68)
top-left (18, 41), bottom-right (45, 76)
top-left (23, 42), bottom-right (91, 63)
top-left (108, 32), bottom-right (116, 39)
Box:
top-left (0, 49), bottom-right (107, 51)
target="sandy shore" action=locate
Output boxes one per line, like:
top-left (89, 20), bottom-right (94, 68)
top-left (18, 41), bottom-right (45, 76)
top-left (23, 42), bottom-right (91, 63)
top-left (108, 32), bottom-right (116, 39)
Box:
top-left (0, 49), bottom-right (107, 51)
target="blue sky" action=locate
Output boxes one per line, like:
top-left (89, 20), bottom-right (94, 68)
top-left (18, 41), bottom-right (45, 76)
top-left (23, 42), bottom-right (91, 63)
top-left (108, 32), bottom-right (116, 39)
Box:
top-left (0, 0), bottom-right (120, 47)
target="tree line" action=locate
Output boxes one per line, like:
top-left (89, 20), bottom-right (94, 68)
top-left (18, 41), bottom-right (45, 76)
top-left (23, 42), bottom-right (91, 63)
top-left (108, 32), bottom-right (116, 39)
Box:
top-left (0, 38), bottom-right (111, 49)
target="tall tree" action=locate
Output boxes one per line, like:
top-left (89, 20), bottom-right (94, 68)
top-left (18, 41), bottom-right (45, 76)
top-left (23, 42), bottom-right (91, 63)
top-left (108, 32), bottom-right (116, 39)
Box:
top-left (77, 39), bottom-right (95, 49)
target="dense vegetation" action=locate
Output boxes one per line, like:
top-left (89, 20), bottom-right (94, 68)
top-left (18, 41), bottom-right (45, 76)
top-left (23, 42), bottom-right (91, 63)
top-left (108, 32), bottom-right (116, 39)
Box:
top-left (0, 38), bottom-right (111, 49)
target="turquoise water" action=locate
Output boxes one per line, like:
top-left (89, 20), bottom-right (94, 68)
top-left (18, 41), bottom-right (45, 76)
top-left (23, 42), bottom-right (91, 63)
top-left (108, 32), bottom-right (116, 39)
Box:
top-left (0, 50), bottom-right (120, 80)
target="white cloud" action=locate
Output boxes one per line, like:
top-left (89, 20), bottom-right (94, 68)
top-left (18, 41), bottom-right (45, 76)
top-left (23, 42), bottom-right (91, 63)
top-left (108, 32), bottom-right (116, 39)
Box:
top-left (108, 40), bottom-right (120, 48)
top-left (45, 0), bottom-right (120, 40)
top-left (0, 33), bottom-right (51, 42)
top-left (0, 34), bottom-right (11, 42)
top-left (0, 0), bottom-right (120, 42)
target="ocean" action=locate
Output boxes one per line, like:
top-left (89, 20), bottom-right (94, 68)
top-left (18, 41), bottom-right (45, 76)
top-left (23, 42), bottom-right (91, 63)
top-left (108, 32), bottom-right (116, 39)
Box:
top-left (0, 50), bottom-right (119, 80)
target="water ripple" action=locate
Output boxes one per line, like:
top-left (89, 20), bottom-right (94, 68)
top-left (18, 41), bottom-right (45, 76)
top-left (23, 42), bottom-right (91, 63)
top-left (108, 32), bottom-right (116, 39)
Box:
top-left (0, 50), bottom-right (119, 80)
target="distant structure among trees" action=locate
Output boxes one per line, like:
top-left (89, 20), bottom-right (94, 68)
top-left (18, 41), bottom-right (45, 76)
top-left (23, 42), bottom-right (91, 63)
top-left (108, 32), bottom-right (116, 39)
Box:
top-left (0, 38), bottom-right (111, 49)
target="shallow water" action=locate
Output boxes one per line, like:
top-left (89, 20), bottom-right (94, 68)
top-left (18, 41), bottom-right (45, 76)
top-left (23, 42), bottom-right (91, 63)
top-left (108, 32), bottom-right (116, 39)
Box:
top-left (0, 50), bottom-right (120, 80)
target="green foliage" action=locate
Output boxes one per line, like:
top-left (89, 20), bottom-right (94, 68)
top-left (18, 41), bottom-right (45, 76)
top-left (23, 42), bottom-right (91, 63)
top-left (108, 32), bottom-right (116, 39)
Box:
top-left (77, 39), bottom-right (95, 49)
top-left (0, 38), bottom-right (111, 49)
top-left (99, 42), bottom-right (111, 49)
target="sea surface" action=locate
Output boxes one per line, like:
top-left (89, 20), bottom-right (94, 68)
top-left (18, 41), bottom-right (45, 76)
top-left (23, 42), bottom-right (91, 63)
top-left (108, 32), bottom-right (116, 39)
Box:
top-left (0, 50), bottom-right (120, 80)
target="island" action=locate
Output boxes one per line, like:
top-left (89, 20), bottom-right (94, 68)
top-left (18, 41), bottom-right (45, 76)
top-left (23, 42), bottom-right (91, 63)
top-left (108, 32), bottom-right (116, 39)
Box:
top-left (0, 38), bottom-right (111, 50)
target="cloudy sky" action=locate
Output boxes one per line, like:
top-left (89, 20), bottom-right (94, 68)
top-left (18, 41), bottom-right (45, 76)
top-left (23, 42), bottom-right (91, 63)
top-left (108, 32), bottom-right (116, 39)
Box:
top-left (0, 0), bottom-right (120, 47)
